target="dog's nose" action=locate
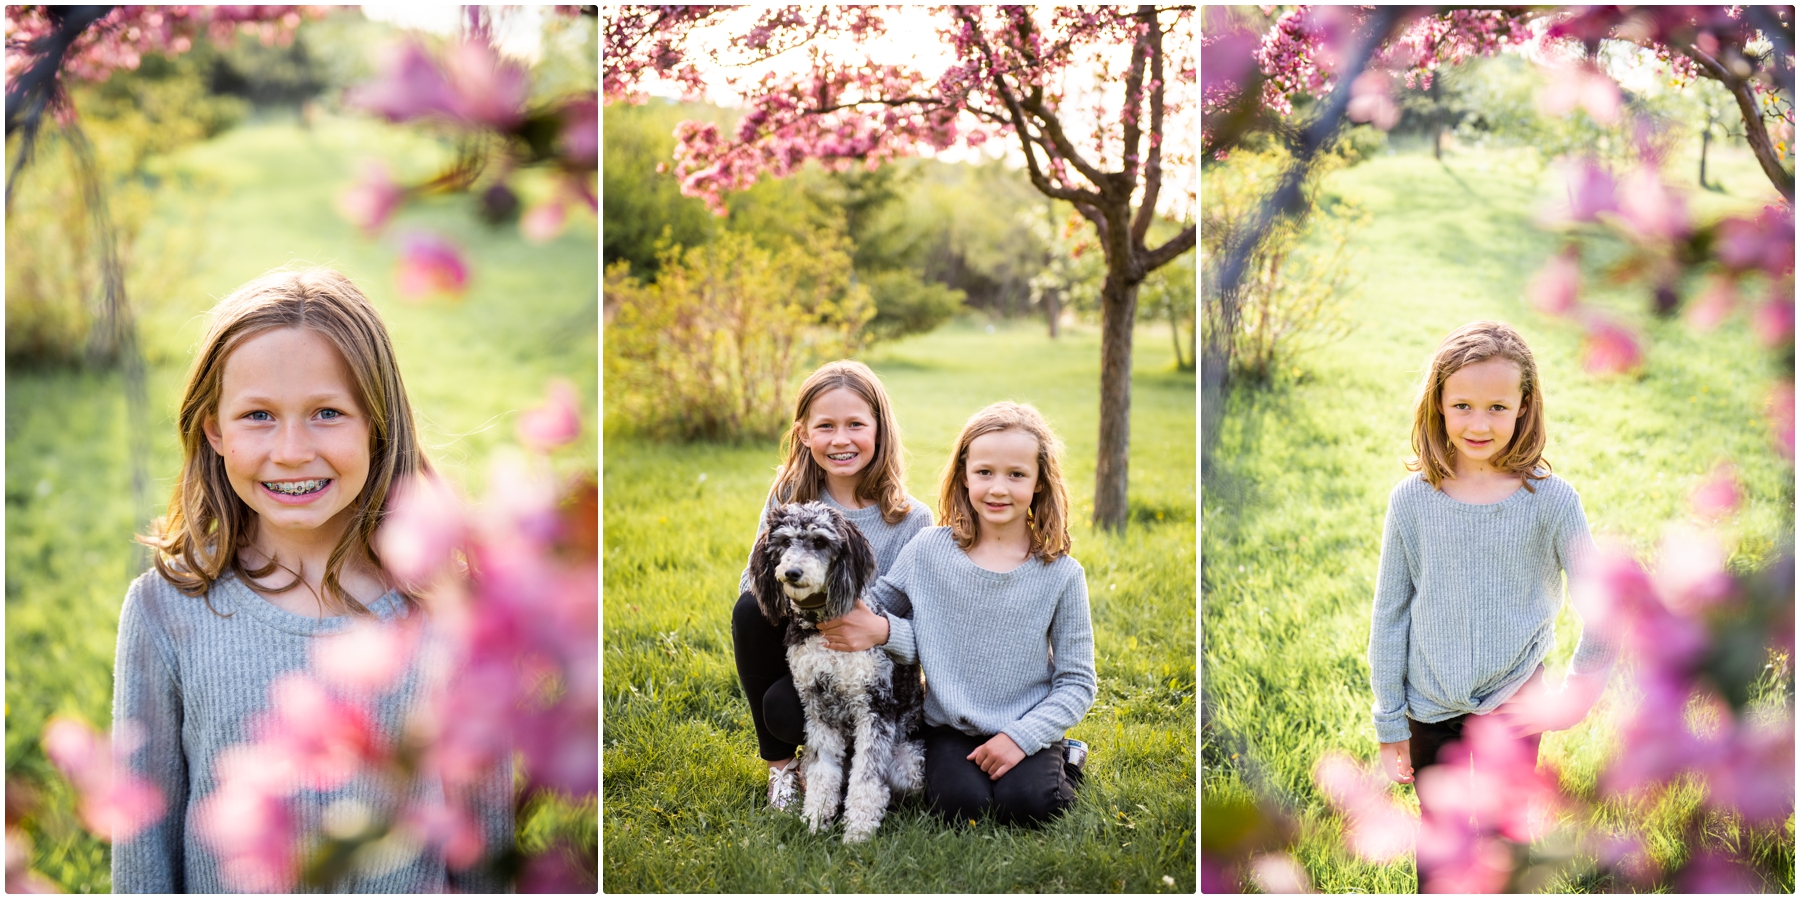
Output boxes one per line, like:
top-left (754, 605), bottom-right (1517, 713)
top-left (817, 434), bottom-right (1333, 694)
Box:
top-left (783, 568), bottom-right (803, 582)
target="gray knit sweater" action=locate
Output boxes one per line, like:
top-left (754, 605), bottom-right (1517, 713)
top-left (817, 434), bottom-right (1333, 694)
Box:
top-left (110, 569), bottom-right (513, 893)
top-left (874, 527), bottom-right (1096, 757)
top-left (1370, 472), bottom-right (1618, 744)
top-left (737, 489), bottom-right (934, 594)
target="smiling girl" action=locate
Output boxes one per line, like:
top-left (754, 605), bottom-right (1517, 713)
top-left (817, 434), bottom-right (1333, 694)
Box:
top-left (1370, 321), bottom-right (1616, 891)
top-left (820, 401), bottom-right (1095, 826)
top-left (113, 268), bottom-right (510, 892)
top-left (730, 361), bottom-right (934, 811)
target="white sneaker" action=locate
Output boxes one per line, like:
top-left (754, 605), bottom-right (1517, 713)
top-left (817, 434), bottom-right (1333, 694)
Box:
top-left (767, 759), bottom-right (800, 811)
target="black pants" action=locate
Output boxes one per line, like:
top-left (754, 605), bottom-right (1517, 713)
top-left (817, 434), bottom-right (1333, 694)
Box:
top-left (921, 724), bottom-right (1081, 827)
top-left (732, 591), bottom-right (807, 759)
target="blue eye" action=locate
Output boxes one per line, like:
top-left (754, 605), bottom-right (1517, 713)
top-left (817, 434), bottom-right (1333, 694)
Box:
top-left (247, 411), bottom-right (273, 422)
top-left (319, 409), bottom-right (343, 420)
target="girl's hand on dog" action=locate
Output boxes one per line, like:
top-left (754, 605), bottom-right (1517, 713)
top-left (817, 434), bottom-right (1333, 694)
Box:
top-left (968, 733), bottom-right (1025, 780)
top-left (817, 599), bottom-right (889, 652)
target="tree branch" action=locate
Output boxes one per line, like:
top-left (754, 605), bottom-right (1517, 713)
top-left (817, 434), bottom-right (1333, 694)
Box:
top-left (1120, 6), bottom-right (1151, 189)
top-left (1142, 224), bottom-right (1195, 273)
top-left (1686, 42), bottom-right (1795, 201)
top-left (1130, 6), bottom-right (1167, 253)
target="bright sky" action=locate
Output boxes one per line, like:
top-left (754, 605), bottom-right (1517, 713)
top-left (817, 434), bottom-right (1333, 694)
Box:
top-left (361, 4), bottom-right (545, 62)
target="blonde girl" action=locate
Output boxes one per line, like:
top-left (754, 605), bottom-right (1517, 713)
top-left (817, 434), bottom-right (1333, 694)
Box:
top-left (1369, 321), bottom-right (1615, 891)
top-left (823, 401), bottom-right (1095, 826)
top-left (112, 268), bottom-right (510, 892)
top-left (731, 360), bottom-right (934, 810)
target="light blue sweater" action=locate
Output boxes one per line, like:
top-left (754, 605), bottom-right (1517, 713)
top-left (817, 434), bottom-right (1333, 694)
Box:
top-left (875, 527), bottom-right (1096, 756)
top-left (1369, 472), bottom-right (1618, 744)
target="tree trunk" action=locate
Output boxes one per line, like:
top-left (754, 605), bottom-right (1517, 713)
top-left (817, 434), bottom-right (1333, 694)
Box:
top-left (1046, 290), bottom-right (1060, 339)
top-left (1168, 295), bottom-right (1185, 369)
top-left (1700, 121), bottom-right (1711, 188)
top-left (1093, 272), bottom-right (1138, 533)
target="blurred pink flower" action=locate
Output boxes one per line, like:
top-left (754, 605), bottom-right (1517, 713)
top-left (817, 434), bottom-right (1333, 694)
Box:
top-left (1312, 752), bottom-right (1417, 863)
top-left (1702, 714), bottom-right (1795, 827)
top-left (1418, 831), bottom-right (1513, 894)
top-left (1423, 714), bottom-right (1564, 843)
top-left (518, 380), bottom-right (582, 452)
top-left (1684, 276), bottom-right (1738, 332)
top-left (378, 473), bottom-right (468, 585)
top-left (1538, 62), bottom-right (1621, 124)
top-left (1346, 71), bottom-right (1400, 130)
top-left (1249, 852), bottom-right (1311, 893)
top-left (1528, 246), bottom-right (1581, 315)
top-left (442, 39), bottom-right (529, 129)
top-left (5, 829), bottom-right (58, 893)
top-left (559, 95), bottom-right (598, 168)
top-left (252, 674), bottom-right (380, 792)
top-left (1200, 12), bottom-right (1260, 95)
top-left (313, 619), bottom-right (419, 696)
top-left (1600, 672), bottom-right (1712, 797)
top-left (1570, 538), bottom-right (1655, 640)
top-left (1769, 380), bottom-right (1795, 460)
top-left (400, 798), bottom-right (486, 871)
top-left (1616, 167), bottom-right (1690, 243)
top-left (1679, 849), bottom-right (1765, 893)
top-left (1751, 292), bottom-right (1794, 348)
top-left (519, 844), bottom-right (590, 893)
top-left (1580, 317), bottom-right (1642, 375)
top-left (335, 161), bottom-right (405, 235)
top-left (520, 197), bottom-right (569, 243)
top-left (345, 41), bottom-right (461, 123)
top-left (41, 716), bottom-right (165, 843)
top-left (1652, 525), bottom-right (1734, 614)
top-left (1716, 205), bottom-right (1795, 277)
top-left (196, 746), bottom-right (300, 893)
top-left (1688, 462), bottom-right (1742, 519)
top-left (395, 233), bottom-right (469, 300)
top-left (1562, 159), bottom-right (1617, 223)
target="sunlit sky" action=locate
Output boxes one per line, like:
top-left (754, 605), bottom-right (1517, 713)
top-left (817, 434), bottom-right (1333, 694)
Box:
top-left (362, 4), bottom-right (545, 62)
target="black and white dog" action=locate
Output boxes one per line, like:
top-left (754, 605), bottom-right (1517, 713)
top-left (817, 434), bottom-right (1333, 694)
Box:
top-left (749, 502), bottom-right (925, 843)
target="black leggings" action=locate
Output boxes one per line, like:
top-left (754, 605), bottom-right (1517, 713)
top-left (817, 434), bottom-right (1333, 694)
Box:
top-left (731, 591), bottom-right (807, 759)
top-left (922, 724), bottom-right (1081, 827)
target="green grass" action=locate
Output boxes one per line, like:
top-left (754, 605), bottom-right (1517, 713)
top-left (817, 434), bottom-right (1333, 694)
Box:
top-left (602, 317), bottom-right (1197, 892)
top-left (1202, 143), bottom-right (1794, 892)
top-left (4, 112), bottom-right (597, 892)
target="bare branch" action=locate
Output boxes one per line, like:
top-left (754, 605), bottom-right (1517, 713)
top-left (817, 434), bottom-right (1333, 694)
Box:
top-left (1142, 224), bottom-right (1195, 273)
top-left (1130, 5), bottom-right (1166, 253)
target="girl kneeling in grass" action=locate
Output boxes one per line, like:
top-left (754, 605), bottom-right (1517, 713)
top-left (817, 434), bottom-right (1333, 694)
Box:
top-left (822, 401), bottom-right (1095, 826)
top-left (731, 361), bottom-right (935, 811)
top-left (1370, 321), bottom-right (1617, 891)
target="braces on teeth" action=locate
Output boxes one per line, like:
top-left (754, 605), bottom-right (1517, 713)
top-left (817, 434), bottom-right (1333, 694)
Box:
top-left (264, 479), bottom-right (329, 495)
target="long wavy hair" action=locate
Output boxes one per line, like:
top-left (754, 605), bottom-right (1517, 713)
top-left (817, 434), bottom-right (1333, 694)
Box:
top-left (767, 360), bottom-right (912, 524)
top-left (1408, 320), bottom-right (1550, 491)
top-left (937, 401), bottom-right (1072, 564)
top-left (139, 267), bottom-right (430, 616)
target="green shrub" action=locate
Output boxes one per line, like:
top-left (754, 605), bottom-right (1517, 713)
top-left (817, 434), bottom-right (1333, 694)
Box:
top-left (863, 268), bottom-right (965, 343)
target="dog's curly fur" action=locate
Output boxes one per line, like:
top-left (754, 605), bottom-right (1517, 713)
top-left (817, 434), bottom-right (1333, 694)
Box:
top-left (749, 502), bottom-right (925, 842)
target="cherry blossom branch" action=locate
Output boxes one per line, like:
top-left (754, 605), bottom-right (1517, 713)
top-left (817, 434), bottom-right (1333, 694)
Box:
top-left (1685, 42), bottom-right (1796, 200)
top-left (1131, 8), bottom-right (1167, 252)
top-left (1121, 6), bottom-right (1151, 189)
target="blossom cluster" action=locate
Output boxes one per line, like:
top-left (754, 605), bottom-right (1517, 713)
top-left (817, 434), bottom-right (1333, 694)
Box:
top-left (4, 6), bottom-right (324, 85)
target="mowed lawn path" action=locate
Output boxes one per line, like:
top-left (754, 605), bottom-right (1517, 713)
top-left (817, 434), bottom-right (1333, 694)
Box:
top-left (1202, 145), bottom-right (1793, 892)
top-left (603, 319), bottom-right (1196, 892)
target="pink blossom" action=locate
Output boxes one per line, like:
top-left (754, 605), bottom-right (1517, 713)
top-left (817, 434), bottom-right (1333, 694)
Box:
top-left (558, 95), bottom-right (599, 168)
top-left (1751, 293), bottom-right (1794, 348)
top-left (1528, 246), bottom-right (1581, 315)
top-left (41, 717), bottom-right (165, 843)
top-left (251, 674), bottom-right (381, 792)
top-left (1716, 205), bottom-right (1796, 277)
top-left (1537, 62), bottom-right (1622, 125)
top-left (442, 39), bottom-right (529, 130)
top-left (400, 798), bottom-right (486, 871)
top-left (312, 619), bottom-right (419, 696)
top-left (1702, 714), bottom-right (1795, 826)
top-left (1420, 714), bottom-right (1564, 843)
top-left (345, 41), bottom-right (462, 123)
top-left (1345, 72), bottom-right (1400, 131)
top-left (1569, 539), bottom-right (1654, 643)
top-left (520, 198), bottom-right (569, 244)
top-left (1249, 852), bottom-right (1311, 893)
top-left (195, 746), bottom-right (300, 893)
top-left (1679, 849), bottom-right (1766, 893)
top-left (377, 472), bottom-right (468, 585)
top-left (518, 380), bottom-right (583, 452)
top-left (335, 162), bottom-right (405, 235)
top-left (1580, 317), bottom-right (1643, 375)
top-left (1312, 753), bottom-right (1417, 862)
top-left (1653, 526), bottom-right (1734, 614)
top-left (1600, 672), bottom-right (1712, 797)
top-left (5, 828), bottom-right (59, 893)
top-left (1684, 276), bottom-right (1738, 331)
top-left (1616, 167), bottom-right (1690, 243)
top-left (519, 844), bottom-right (590, 893)
top-left (1687, 462), bottom-right (1742, 519)
top-left (395, 233), bottom-right (469, 300)
top-left (1561, 159), bottom-right (1617, 222)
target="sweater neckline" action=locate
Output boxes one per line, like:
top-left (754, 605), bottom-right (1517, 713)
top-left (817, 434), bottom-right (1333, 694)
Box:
top-left (1422, 471), bottom-right (1545, 514)
top-left (218, 570), bottom-right (405, 636)
top-left (942, 529), bottom-right (1040, 581)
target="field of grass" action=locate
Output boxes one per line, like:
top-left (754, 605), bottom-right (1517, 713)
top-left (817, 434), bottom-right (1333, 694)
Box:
top-left (602, 317), bottom-right (1197, 892)
top-left (1202, 143), bottom-right (1794, 892)
top-left (4, 113), bottom-right (597, 892)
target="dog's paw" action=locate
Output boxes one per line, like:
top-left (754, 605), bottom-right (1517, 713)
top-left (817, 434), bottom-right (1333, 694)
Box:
top-left (842, 825), bottom-right (874, 844)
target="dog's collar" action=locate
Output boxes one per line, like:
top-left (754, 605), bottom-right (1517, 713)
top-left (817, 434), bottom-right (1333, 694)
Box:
top-left (791, 593), bottom-right (828, 612)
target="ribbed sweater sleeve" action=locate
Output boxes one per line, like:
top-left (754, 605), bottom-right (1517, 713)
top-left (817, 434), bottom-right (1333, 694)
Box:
top-left (1556, 490), bottom-right (1618, 680)
top-left (1001, 573), bottom-right (1096, 756)
top-left (1369, 486), bottom-right (1416, 745)
top-left (871, 538), bottom-right (919, 666)
top-left (111, 576), bottom-right (189, 893)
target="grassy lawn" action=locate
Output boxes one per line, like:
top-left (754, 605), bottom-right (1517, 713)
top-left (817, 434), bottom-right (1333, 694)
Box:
top-left (1202, 143), bottom-right (1793, 892)
top-left (602, 317), bottom-right (1197, 892)
top-left (4, 113), bottom-right (597, 892)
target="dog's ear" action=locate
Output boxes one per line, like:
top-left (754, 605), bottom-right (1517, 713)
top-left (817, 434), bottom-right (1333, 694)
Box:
top-left (828, 512), bottom-right (878, 615)
top-left (749, 523), bottom-right (788, 626)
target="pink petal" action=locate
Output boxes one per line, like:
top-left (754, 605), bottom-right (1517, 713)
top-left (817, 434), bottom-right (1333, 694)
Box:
top-left (1249, 852), bottom-right (1311, 894)
top-left (1688, 462), bottom-right (1742, 519)
top-left (518, 380), bottom-right (582, 452)
top-left (1528, 246), bottom-right (1581, 315)
top-left (558, 95), bottom-right (598, 168)
top-left (345, 41), bottom-right (460, 123)
top-left (378, 472), bottom-right (468, 584)
top-left (1752, 292), bottom-right (1794, 348)
top-left (443, 39), bottom-right (528, 129)
top-left (520, 198), bottom-right (569, 244)
top-left (313, 619), bottom-right (418, 695)
top-left (1684, 277), bottom-right (1738, 331)
top-left (1581, 317), bottom-right (1642, 375)
top-left (395, 232), bottom-right (469, 300)
top-left (1617, 167), bottom-right (1689, 243)
top-left (1563, 160), bottom-right (1618, 222)
top-left (335, 161), bottom-right (404, 235)
top-left (1313, 752), bottom-right (1417, 862)
top-left (1653, 525), bottom-right (1734, 613)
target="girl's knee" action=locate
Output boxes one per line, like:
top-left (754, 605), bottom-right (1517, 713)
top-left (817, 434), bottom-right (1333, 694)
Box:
top-left (731, 591), bottom-right (763, 633)
top-left (992, 756), bottom-right (1077, 827)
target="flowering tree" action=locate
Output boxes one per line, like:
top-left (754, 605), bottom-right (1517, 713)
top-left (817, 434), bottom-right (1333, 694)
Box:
top-left (604, 5), bottom-right (1197, 533)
